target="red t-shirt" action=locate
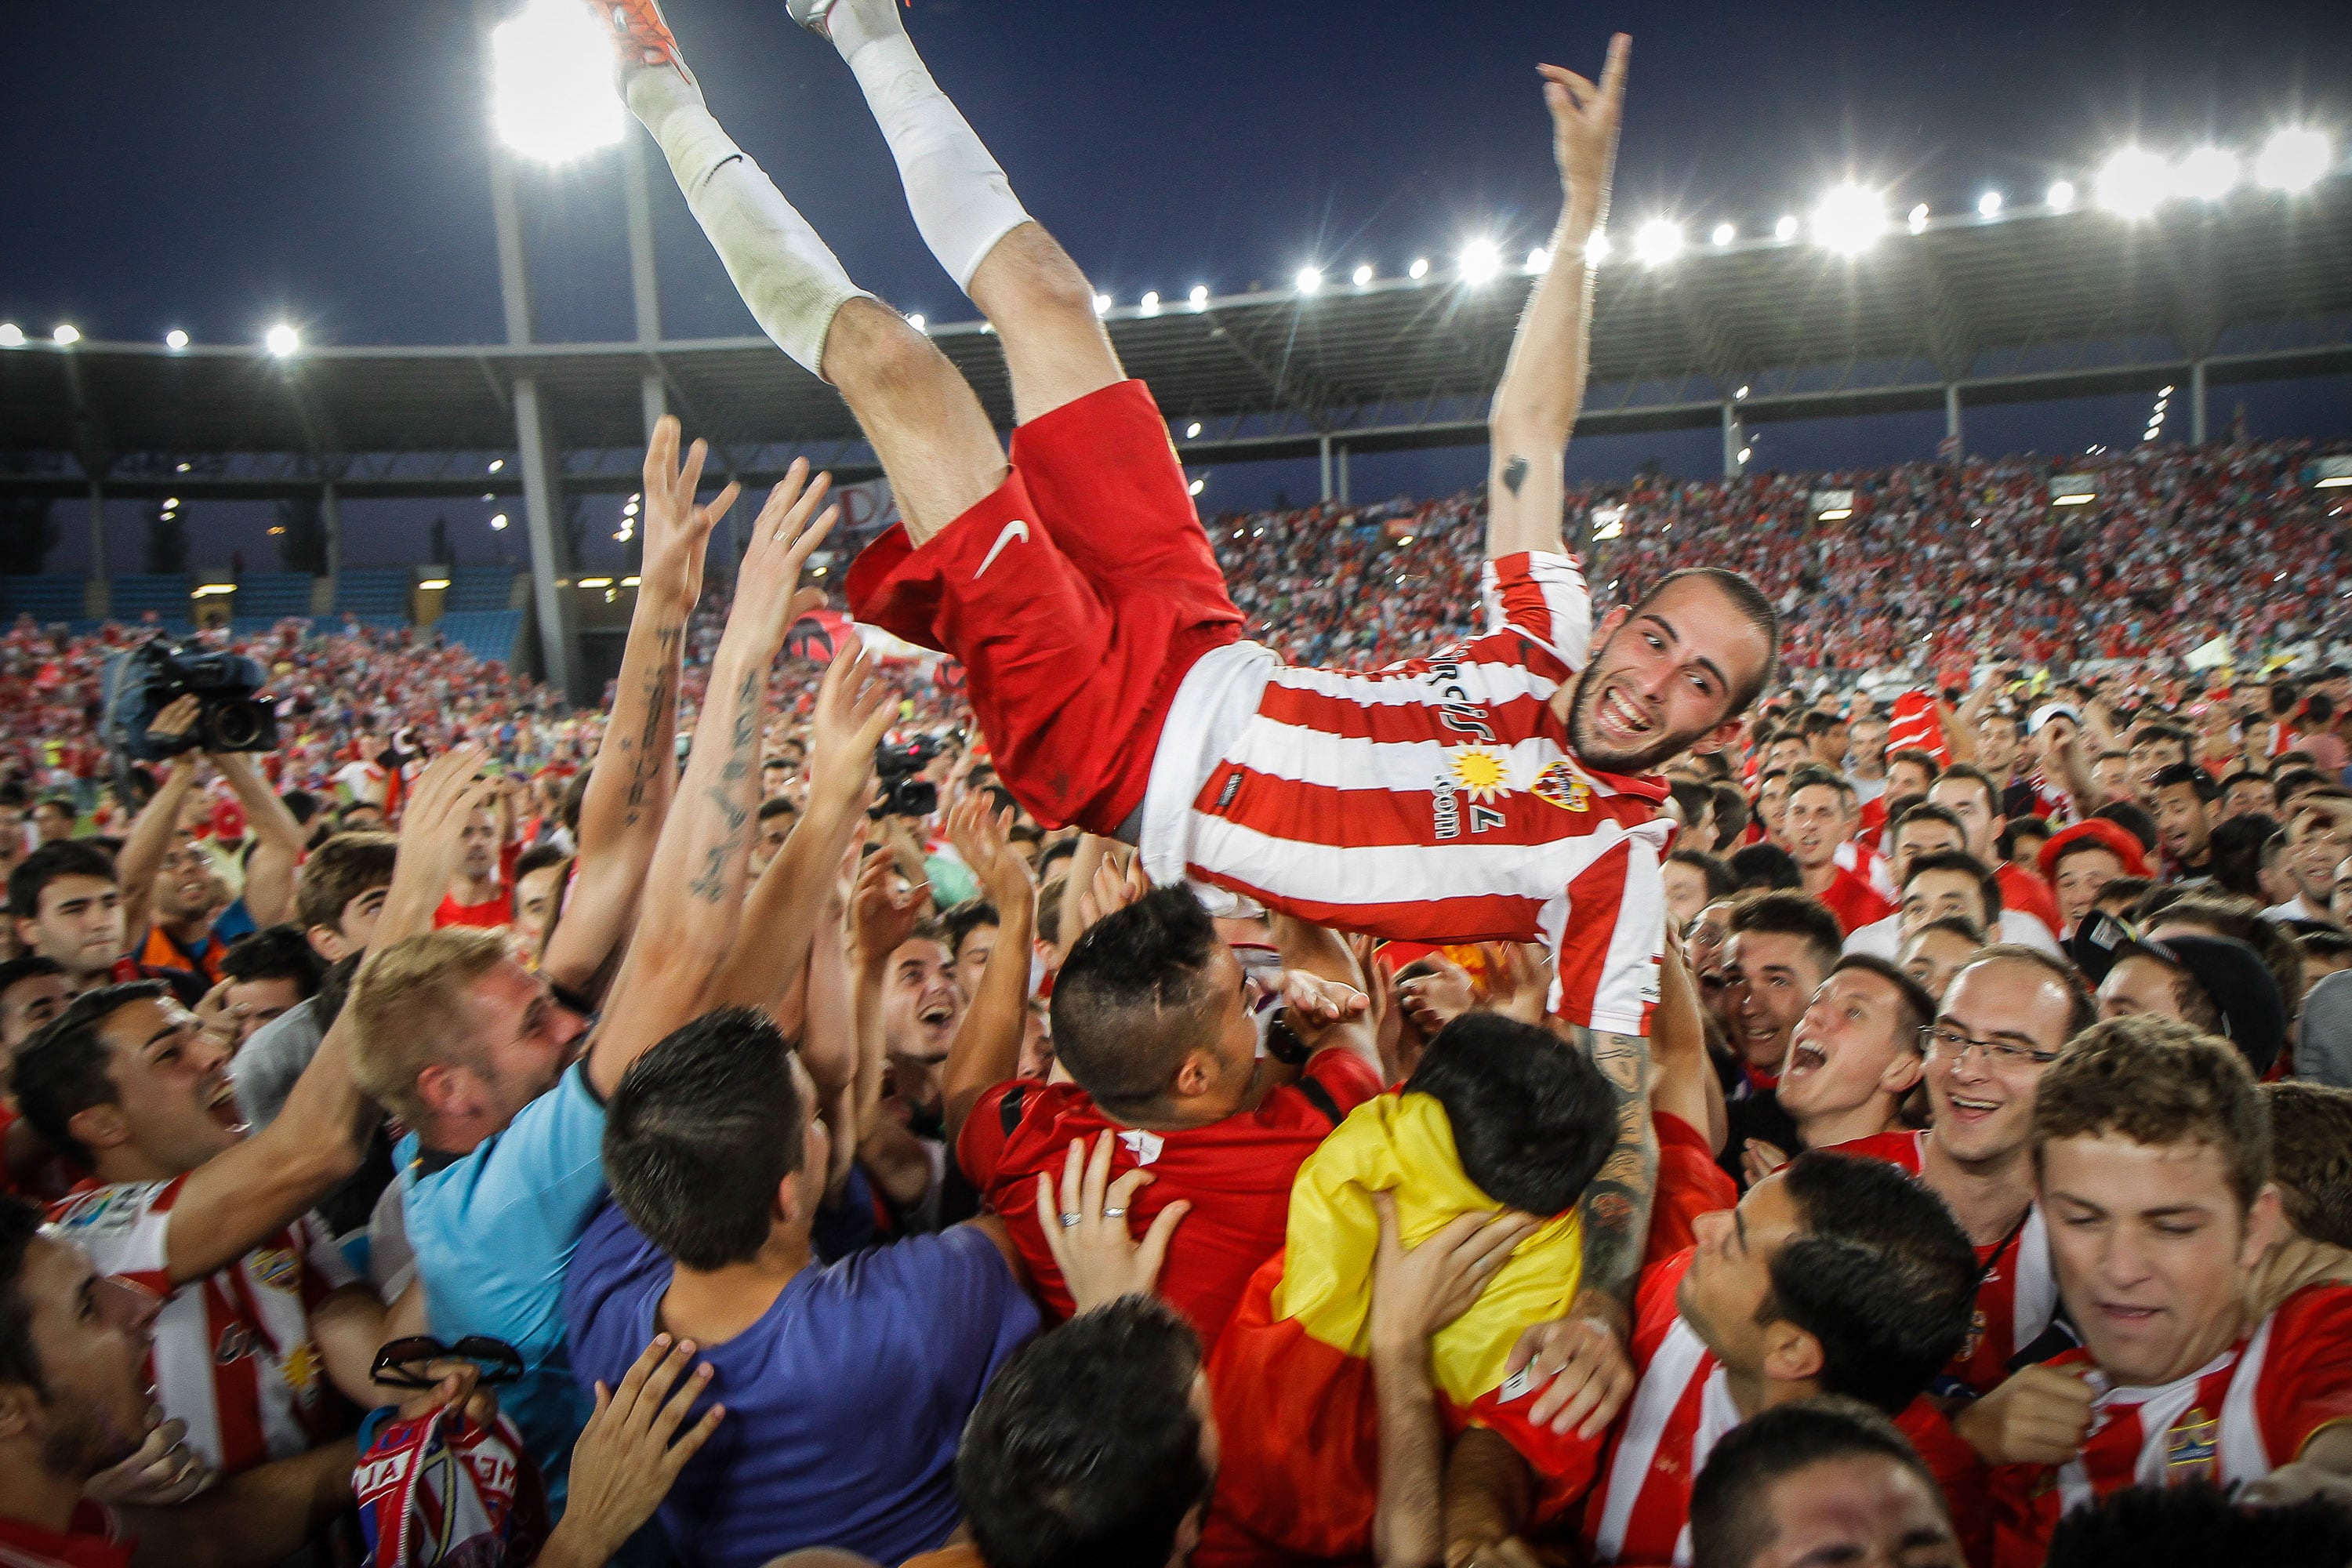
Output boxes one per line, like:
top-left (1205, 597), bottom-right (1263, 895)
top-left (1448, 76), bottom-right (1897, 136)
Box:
top-left (434, 889), bottom-right (511, 930)
top-left (1813, 866), bottom-right (1896, 937)
top-left (0, 1502), bottom-right (132, 1568)
top-left (1831, 1131), bottom-right (2058, 1399)
top-left (1993, 862), bottom-right (2062, 937)
top-left (958, 1049), bottom-right (1385, 1348)
top-left (1988, 1285), bottom-right (2352, 1568)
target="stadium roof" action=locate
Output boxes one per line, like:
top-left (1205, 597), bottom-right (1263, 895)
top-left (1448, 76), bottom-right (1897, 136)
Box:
top-left (4, 176), bottom-right (2350, 500)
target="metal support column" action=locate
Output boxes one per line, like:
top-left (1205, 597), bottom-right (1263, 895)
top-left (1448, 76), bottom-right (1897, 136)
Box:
top-left (1944, 383), bottom-right (1963, 460)
top-left (1319, 434), bottom-right (1334, 503)
top-left (1721, 404), bottom-right (1742, 477)
top-left (623, 136), bottom-right (669, 440)
top-left (2190, 361), bottom-right (2208, 445)
top-left (1337, 443), bottom-right (1351, 506)
top-left (87, 481), bottom-right (108, 583)
top-left (321, 481), bottom-right (343, 583)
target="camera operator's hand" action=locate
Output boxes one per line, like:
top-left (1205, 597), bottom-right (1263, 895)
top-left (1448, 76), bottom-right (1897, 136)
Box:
top-left (146, 694), bottom-right (202, 754)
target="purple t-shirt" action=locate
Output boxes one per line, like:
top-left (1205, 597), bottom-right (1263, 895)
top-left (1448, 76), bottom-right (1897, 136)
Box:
top-left (561, 1199), bottom-right (1038, 1566)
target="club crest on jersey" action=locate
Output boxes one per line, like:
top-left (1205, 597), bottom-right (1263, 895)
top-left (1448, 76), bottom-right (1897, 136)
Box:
top-left (2165, 1409), bottom-right (2219, 1478)
top-left (251, 1247), bottom-right (302, 1294)
top-left (1530, 759), bottom-right (1592, 812)
top-left (1447, 747), bottom-right (1512, 804)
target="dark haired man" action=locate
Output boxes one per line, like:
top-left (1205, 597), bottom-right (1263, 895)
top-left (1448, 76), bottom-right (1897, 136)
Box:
top-left (0, 956), bottom-right (67, 1059)
top-left (958, 886), bottom-right (1381, 1347)
top-left (1929, 765), bottom-right (2063, 946)
top-left (1783, 771), bottom-right (1893, 936)
top-left (1583, 1152), bottom-right (1979, 1566)
top-left (2150, 761), bottom-right (2220, 883)
top-left (564, 1005), bottom-right (1040, 1565)
top-left (214, 925), bottom-right (327, 1054)
top-left (1767, 956), bottom-right (1935, 1159)
top-left (1970, 1017), bottom-right (2352, 1561)
top-left (1833, 946), bottom-right (2092, 1399)
top-left (8, 841), bottom-right (201, 1007)
top-left (1689, 1396), bottom-right (1962, 1568)
top-left (1715, 891), bottom-right (1842, 1178)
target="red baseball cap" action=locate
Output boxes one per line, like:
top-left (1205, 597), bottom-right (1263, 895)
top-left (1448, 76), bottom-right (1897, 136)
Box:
top-left (2037, 817), bottom-right (2151, 883)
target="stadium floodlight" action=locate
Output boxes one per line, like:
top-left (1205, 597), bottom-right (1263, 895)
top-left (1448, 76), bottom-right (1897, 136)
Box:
top-left (1711, 222), bottom-right (1736, 246)
top-left (2161, 384), bottom-right (2175, 395)
top-left (490, 514), bottom-right (510, 530)
top-left (1907, 202), bottom-right (1930, 234)
top-left (1458, 239), bottom-right (1501, 284)
top-left (2046, 180), bottom-right (2077, 212)
top-left (488, 459), bottom-right (505, 472)
top-left (1810, 183), bottom-right (1884, 253)
top-left (1773, 214), bottom-right (1799, 241)
top-left (1583, 230), bottom-right (1611, 265)
top-left (265, 324), bottom-right (300, 357)
top-left (905, 313), bottom-right (925, 332)
top-left (1632, 220), bottom-right (1682, 267)
top-left (1978, 191), bottom-right (2003, 217)
top-left (419, 579), bottom-right (452, 591)
top-left (1351, 264), bottom-right (1373, 287)
top-left (2051, 492), bottom-right (2096, 506)
top-left (0, 325), bottom-right (20, 348)
top-left (1140, 290), bottom-right (1160, 314)
top-left (1293, 267), bottom-right (1321, 295)
top-left (579, 577), bottom-right (613, 589)
top-left (1735, 384), bottom-right (1751, 400)
top-left (164, 498), bottom-right (180, 510)
top-left (1185, 422), bottom-right (1202, 438)
top-left (2096, 147), bottom-right (2170, 218)
top-left (53, 325), bottom-right (79, 346)
top-left (1526, 246), bottom-right (1552, 272)
top-left (2172, 147), bottom-right (2240, 202)
top-left (2255, 127), bottom-right (2332, 192)
top-left (1737, 446), bottom-right (1752, 463)
top-left (1092, 292), bottom-right (1112, 314)
top-left (1188, 477), bottom-right (1206, 496)
top-left (165, 329), bottom-right (190, 350)
top-left (491, 0), bottom-right (626, 163)
top-left (1189, 285), bottom-right (1209, 310)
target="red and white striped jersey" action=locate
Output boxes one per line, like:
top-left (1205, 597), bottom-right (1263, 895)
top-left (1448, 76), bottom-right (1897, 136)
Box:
top-left (1831, 1130), bottom-right (2058, 1398)
top-left (1585, 1252), bottom-right (1736, 1566)
top-left (50, 1177), bottom-right (358, 1476)
top-left (1990, 1285), bottom-right (2352, 1568)
top-left (0, 1504), bottom-right (129, 1568)
top-left (1139, 551), bottom-right (1672, 1036)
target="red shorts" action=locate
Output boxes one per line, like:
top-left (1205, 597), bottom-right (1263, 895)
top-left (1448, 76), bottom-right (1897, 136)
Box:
top-left (845, 379), bottom-right (1243, 832)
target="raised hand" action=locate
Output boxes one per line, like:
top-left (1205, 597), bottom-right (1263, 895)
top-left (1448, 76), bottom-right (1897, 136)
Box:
top-left (945, 791), bottom-right (1033, 908)
top-left (1035, 1131), bottom-right (1190, 1315)
top-left (375, 743), bottom-right (497, 945)
top-left (638, 416), bottom-right (735, 608)
top-left (806, 635), bottom-right (895, 815)
top-left (547, 1338), bottom-right (725, 1568)
top-left (1368, 1193), bottom-right (1537, 1352)
top-left (724, 459), bottom-right (837, 658)
top-left (1541, 33), bottom-right (1628, 231)
top-left (849, 848), bottom-right (924, 964)
top-left (145, 693), bottom-right (202, 754)
top-left (1396, 956), bottom-right (1475, 1039)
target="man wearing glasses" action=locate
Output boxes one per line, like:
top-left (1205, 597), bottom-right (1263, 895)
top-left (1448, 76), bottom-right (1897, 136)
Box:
top-left (1829, 946), bottom-right (2096, 1400)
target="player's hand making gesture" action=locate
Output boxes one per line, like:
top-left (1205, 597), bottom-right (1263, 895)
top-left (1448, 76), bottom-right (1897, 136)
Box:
top-left (1543, 32), bottom-right (1628, 234)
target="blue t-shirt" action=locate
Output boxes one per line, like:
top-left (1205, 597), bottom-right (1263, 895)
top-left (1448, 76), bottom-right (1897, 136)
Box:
top-left (561, 1199), bottom-right (1039, 1567)
top-left (398, 1060), bottom-right (607, 1497)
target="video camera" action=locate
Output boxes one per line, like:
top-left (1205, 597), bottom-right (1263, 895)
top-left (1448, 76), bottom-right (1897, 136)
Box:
top-left (102, 639), bottom-right (281, 761)
top-left (871, 731), bottom-right (949, 819)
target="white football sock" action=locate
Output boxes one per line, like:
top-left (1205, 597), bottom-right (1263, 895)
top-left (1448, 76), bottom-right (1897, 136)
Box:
top-left (626, 68), bottom-right (869, 379)
top-left (826, 0), bottom-right (1032, 294)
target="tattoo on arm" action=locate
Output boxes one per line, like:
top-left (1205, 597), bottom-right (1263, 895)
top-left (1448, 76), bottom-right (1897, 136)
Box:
top-left (621, 624), bottom-right (682, 826)
top-left (1502, 454), bottom-right (1530, 495)
top-left (1566, 1025), bottom-right (1657, 1309)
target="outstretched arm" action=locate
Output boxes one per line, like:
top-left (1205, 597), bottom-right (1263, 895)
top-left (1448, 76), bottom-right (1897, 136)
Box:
top-left (117, 705), bottom-right (203, 948)
top-left (941, 794), bottom-right (1039, 1143)
top-left (542, 417), bottom-right (731, 998)
top-left (586, 463), bottom-right (833, 1097)
top-left (210, 752), bottom-right (307, 928)
top-left (1486, 34), bottom-right (1628, 561)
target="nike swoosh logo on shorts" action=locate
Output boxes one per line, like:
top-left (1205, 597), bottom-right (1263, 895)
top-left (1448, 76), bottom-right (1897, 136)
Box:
top-left (976, 519), bottom-right (1030, 579)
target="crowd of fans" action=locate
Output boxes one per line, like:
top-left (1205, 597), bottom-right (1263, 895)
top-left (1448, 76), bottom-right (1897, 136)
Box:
top-left (0, 422), bottom-right (2349, 1568)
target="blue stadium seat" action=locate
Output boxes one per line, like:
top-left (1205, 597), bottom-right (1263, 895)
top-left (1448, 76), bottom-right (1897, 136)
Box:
top-left (444, 570), bottom-right (517, 612)
top-left (0, 575), bottom-right (88, 625)
top-left (335, 568), bottom-right (412, 619)
top-left (233, 573), bottom-right (314, 619)
top-left (436, 609), bottom-right (524, 665)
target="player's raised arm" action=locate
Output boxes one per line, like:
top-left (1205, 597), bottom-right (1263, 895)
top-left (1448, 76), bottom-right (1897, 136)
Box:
top-left (1486, 33), bottom-right (1628, 563)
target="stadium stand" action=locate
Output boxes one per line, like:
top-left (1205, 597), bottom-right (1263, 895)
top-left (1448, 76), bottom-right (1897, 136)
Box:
top-left (435, 608), bottom-right (525, 666)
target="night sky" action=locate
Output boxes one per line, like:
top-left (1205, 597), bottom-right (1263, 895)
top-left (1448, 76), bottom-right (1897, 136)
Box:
top-left (8, 0), bottom-right (2351, 574)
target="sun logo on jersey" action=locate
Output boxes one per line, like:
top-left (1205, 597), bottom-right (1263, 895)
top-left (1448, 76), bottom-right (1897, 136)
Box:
top-left (1448, 748), bottom-right (1512, 803)
top-left (1530, 758), bottom-right (1592, 812)
top-left (281, 1340), bottom-right (325, 1399)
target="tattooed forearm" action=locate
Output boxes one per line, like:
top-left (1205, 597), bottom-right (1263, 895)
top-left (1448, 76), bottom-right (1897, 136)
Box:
top-left (1563, 1023), bottom-right (1658, 1309)
top-left (621, 624), bottom-right (682, 826)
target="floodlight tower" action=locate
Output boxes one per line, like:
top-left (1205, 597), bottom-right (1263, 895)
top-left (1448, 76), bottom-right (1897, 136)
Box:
top-left (481, 0), bottom-right (670, 703)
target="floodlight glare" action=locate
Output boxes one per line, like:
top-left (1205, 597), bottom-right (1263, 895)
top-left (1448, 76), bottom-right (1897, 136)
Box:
top-left (1351, 264), bottom-right (1373, 286)
top-left (2046, 180), bottom-right (2077, 212)
top-left (1458, 240), bottom-right (1501, 284)
top-left (1093, 292), bottom-right (1112, 314)
top-left (488, 459), bottom-right (505, 472)
top-left (1526, 246), bottom-right (1551, 272)
top-left (1409, 257), bottom-right (1431, 280)
top-left (165, 329), bottom-right (190, 350)
top-left (492, 0), bottom-right (626, 163)
top-left (53, 325), bottom-right (79, 346)
top-left (265, 324), bottom-right (300, 358)
top-left (1185, 422), bottom-right (1203, 438)
top-left (2173, 146), bottom-right (2240, 202)
top-left (1811, 183), bottom-right (1884, 253)
top-left (906, 313), bottom-right (925, 332)
top-left (1293, 267), bottom-right (1321, 295)
top-left (2096, 147), bottom-right (2170, 218)
top-left (0, 325), bottom-right (20, 348)
top-left (1978, 191), bottom-right (2003, 217)
top-left (1187, 478), bottom-right (1206, 496)
top-left (490, 514), bottom-right (510, 530)
top-left (1907, 202), bottom-right (1930, 234)
top-left (1189, 285), bottom-right (1209, 309)
top-left (1632, 219), bottom-right (1683, 267)
top-left (1711, 222), bottom-right (1737, 246)
top-left (1583, 230), bottom-right (1611, 265)
top-left (1737, 446), bottom-right (1752, 463)
top-left (1773, 214), bottom-right (1799, 241)
top-left (1140, 291), bottom-right (1160, 314)
top-left (2256, 127), bottom-right (2332, 193)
